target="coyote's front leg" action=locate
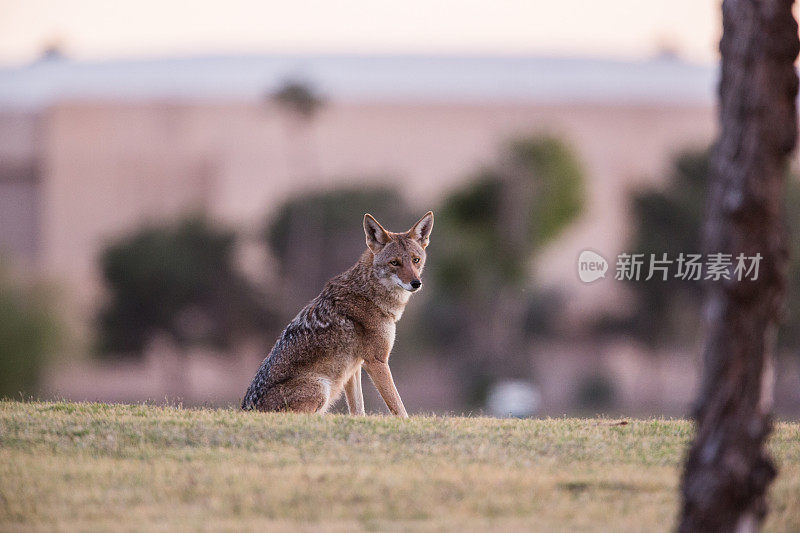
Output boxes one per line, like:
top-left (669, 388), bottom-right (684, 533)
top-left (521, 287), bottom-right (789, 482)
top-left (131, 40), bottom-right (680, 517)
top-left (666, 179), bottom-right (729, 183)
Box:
top-left (364, 360), bottom-right (408, 418)
top-left (344, 366), bottom-right (365, 415)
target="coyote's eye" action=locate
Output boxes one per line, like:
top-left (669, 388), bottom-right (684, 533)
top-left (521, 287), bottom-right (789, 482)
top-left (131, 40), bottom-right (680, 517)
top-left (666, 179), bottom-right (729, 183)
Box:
top-left (412, 257), bottom-right (420, 264)
top-left (389, 260), bottom-right (400, 266)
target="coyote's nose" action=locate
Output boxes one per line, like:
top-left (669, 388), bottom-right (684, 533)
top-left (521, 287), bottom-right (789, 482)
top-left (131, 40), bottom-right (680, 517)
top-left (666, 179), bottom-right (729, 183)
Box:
top-left (410, 279), bottom-right (422, 290)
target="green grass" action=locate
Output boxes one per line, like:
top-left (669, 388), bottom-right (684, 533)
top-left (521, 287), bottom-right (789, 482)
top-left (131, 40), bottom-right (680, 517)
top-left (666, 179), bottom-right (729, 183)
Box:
top-left (1, 401), bottom-right (798, 532)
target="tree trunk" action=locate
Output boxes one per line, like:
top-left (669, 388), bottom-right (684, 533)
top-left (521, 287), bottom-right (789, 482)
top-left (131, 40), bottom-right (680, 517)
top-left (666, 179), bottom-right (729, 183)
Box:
top-left (679, 1), bottom-right (798, 531)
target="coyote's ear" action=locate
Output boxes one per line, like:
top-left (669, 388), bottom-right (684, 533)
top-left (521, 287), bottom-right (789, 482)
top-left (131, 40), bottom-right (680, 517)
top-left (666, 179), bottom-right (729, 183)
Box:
top-left (407, 211), bottom-right (434, 248)
top-left (364, 213), bottom-right (391, 253)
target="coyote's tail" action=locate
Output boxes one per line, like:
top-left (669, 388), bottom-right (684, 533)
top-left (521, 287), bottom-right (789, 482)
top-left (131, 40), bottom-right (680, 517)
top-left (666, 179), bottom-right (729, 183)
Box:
top-left (241, 355), bottom-right (273, 410)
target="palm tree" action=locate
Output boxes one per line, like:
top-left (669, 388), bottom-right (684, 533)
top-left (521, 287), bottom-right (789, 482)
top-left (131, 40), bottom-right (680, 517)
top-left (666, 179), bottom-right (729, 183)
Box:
top-left (269, 79), bottom-right (325, 180)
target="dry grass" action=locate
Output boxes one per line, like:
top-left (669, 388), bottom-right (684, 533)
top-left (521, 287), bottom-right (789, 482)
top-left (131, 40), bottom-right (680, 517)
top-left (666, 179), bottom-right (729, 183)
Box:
top-left (0, 401), bottom-right (798, 532)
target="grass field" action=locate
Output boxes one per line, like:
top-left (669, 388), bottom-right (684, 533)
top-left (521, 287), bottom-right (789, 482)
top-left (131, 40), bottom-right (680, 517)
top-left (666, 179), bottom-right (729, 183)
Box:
top-left (1, 401), bottom-right (798, 532)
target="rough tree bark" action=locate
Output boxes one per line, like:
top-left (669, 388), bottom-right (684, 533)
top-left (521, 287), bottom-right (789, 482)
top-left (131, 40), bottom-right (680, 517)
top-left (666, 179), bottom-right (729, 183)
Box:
top-left (679, 1), bottom-right (799, 531)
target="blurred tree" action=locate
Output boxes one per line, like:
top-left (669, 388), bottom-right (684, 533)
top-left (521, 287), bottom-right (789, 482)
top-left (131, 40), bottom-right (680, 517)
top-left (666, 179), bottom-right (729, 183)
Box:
top-left (424, 135), bottom-right (585, 405)
top-left (577, 374), bottom-right (616, 411)
top-left (621, 149), bottom-right (709, 346)
top-left (264, 186), bottom-right (415, 311)
top-left (271, 80), bottom-right (325, 120)
top-left (618, 148), bottom-right (800, 350)
top-left (433, 136), bottom-right (584, 295)
top-left (511, 136), bottom-right (585, 250)
top-left (0, 267), bottom-right (61, 398)
top-left (269, 79), bottom-right (325, 179)
top-left (97, 215), bottom-right (273, 358)
top-left (680, 0), bottom-right (798, 529)
top-left (779, 180), bottom-right (800, 350)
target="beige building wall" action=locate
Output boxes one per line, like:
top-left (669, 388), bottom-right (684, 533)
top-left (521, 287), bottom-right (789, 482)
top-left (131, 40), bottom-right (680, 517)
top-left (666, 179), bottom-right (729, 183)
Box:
top-left (38, 100), bottom-right (716, 320)
top-left (0, 112), bottom-right (43, 268)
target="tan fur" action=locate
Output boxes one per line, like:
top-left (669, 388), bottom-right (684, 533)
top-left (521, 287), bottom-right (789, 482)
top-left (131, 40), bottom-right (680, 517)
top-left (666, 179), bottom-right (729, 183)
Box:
top-left (242, 211), bottom-right (434, 417)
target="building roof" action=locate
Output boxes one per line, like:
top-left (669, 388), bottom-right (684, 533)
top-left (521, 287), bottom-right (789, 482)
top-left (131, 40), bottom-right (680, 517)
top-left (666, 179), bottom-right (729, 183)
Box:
top-left (0, 53), bottom-right (716, 110)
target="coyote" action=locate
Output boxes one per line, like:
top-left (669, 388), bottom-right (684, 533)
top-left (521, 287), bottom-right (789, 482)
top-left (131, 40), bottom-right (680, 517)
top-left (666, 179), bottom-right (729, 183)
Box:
top-left (241, 211), bottom-right (434, 417)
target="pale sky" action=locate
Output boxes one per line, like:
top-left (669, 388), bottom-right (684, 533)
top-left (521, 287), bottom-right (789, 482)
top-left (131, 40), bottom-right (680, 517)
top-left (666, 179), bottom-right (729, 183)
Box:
top-left (0, 0), bottom-right (721, 65)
